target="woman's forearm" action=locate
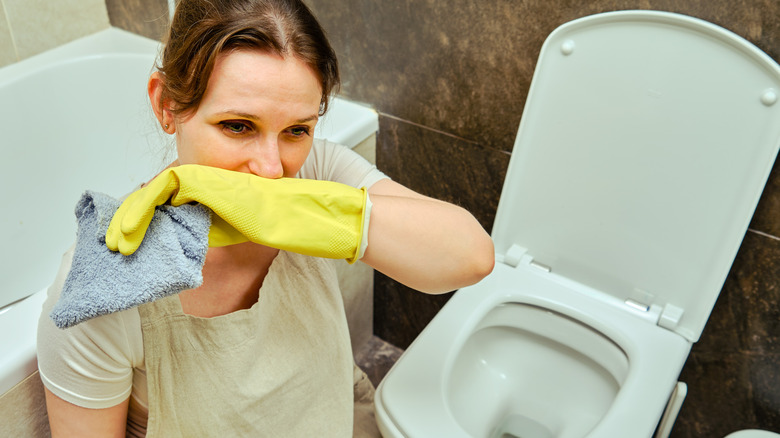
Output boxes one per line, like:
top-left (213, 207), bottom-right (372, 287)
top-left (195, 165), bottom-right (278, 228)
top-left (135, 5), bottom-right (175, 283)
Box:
top-left (361, 179), bottom-right (495, 294)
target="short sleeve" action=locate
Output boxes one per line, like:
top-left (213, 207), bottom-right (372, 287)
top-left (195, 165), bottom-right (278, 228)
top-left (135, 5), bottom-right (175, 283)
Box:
top-left (37, 247), bottom-right (143, 409)
top-left (298, 139), bottom-right (389, 189)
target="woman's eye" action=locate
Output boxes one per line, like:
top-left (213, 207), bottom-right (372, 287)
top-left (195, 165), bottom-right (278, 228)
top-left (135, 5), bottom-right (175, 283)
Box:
top-left (220, 121), bottom-right (250, 135)
top-left (289, 126), bottom-right (311, 137)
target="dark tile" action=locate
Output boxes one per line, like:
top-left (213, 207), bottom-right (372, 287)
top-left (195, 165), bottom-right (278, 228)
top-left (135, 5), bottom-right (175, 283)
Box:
top-left (372, 115), bottom-right (509, 348)
top-left (375, 115), bottom-right (509, 232)
top-left (374, 273), bottom-right (454, 350)
top-left (106, 0), bottom-right (169, 41)
top-left (750, 159), bottom-right (780, 239)
top-left (674, 233), bottom-right (780, 436)
top-left (309, 0), bottom-right (780, 154)
top-left (308, 0), bottom-right (554, 152)
top-left (673, 351), bottom-right (780, 437)
top-left (354, 336), bottom-right (404, 388)
top-left (751, 354), bottom-right (780, 428)
top-left (695, 232), bottom-right (780, 355)
top-left (673, 353), bottom-right (756, 438)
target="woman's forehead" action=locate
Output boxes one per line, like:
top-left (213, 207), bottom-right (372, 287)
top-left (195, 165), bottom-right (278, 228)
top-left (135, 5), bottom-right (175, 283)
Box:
top-left (199, 50), bottom-right (323, 120)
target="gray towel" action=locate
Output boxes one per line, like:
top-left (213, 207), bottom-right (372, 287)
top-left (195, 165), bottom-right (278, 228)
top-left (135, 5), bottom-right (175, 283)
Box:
top-left (50, 191), bottom-right (211, 329)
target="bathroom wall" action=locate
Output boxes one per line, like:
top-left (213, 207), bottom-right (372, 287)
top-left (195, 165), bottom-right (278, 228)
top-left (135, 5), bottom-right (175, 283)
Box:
top-left (104, 0), bottom-right (169, 41)
top-left (0, 0), bottom-right (167, 70)
top-left (305, 0), bottom-right (780, 437)
top-left (0, 0), bottom-right (110, 68)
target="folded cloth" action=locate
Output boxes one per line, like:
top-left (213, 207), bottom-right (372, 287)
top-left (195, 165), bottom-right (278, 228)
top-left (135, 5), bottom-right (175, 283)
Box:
top-left (50, 191), bottom-right (210, 329)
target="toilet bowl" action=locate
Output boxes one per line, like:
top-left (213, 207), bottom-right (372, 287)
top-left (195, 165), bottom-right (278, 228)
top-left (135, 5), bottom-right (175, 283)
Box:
top-left (375, 10), bottom-right (780, 438)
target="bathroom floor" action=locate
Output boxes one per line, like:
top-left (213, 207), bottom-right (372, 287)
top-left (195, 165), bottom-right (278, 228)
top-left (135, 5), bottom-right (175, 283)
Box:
top-left (355, 336), bottom-right (404, 387)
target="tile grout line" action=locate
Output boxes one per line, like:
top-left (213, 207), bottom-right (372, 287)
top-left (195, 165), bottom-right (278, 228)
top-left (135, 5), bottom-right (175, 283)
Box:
top-left (374, 116), bottom-right (779, 220)
top-left (747, 228), bottom-right (780, 242)
top-left (378, 111), bottom-right (514, 156)
top-left (378, 111), bottom-right (482, 146)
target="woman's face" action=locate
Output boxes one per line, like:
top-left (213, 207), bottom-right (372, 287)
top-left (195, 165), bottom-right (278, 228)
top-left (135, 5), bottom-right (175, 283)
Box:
top-left (171, 49), bottom-right (323, 178)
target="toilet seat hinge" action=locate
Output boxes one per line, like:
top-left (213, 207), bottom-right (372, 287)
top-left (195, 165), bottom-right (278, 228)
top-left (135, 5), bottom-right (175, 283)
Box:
top-left (529, 260), bottom-right (552, 273)
top-left (658, 303), bottom-right (685, 331)
top-left (503, 245), bottom-right (551, 272)
top-left (624, 298), bottom-right (650, 312)
top-left (503, 244), bottom-right (529, 268)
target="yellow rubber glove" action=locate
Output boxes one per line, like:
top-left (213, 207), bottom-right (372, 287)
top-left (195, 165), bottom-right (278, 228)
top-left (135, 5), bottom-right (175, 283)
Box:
top-left (106, 164), bottom-right (368, 263)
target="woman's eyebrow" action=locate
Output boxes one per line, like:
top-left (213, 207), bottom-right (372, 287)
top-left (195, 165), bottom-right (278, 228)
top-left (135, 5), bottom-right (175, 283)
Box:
top-left (295, 114), bottom-right (319, 124)
top-left (216, 110), bottom-right (319, 124)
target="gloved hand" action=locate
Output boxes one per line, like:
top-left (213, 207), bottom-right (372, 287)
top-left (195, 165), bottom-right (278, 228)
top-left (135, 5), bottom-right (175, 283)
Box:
top-left (106, 164), bottom-right (369, 263)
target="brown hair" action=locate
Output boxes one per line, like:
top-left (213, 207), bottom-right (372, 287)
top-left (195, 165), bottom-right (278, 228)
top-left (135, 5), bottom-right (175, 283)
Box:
top-left (158, 0), bottom-right (339, 117)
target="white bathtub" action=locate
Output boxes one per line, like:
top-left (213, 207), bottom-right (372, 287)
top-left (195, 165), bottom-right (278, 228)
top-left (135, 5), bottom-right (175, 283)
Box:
top-left (0, 27), bottom-right (378, 396)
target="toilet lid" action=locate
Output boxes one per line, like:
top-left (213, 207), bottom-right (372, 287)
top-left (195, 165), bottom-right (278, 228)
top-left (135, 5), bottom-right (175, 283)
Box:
top-left (493, 11), bottom-right (780, 342)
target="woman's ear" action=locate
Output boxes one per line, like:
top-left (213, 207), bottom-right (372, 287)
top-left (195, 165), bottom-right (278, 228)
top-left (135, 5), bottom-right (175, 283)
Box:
top-left (148, 72), bottom-right (175, 134)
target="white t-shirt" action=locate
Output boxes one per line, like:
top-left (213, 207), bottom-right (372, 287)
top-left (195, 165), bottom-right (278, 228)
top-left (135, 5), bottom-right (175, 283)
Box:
top-left (37, 139), bottom-right (388, 433)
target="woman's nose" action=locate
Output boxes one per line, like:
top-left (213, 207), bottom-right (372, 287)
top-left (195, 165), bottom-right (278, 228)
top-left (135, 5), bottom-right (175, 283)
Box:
top-left (247, 137), bottom-right (283, 179)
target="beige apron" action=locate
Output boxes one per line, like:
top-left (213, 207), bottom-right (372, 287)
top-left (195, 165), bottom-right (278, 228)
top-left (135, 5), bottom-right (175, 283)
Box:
top-left (138, 251), bottom-right (380, 437)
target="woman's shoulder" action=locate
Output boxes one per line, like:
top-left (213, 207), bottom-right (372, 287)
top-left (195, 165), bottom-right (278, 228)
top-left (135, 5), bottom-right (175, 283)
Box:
top-left (39, 246), bottom-right (142, 349)
top-left (38, 246), bottom-right (144, 408)
top-left (298, 138), bottom-right (347, 180)
top-left (38, 248), bottom-right (144, 365)
top-left (299, 138), bottom-right (388, 188)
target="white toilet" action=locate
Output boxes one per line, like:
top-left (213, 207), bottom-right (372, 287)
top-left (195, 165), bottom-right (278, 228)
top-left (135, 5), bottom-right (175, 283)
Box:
top-left (374, 10), bottom-right (780, 438)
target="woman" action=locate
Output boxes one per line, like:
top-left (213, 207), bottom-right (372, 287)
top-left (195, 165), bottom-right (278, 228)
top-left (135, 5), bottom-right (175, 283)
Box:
top-left (37, 0), bottom-right (494, 436)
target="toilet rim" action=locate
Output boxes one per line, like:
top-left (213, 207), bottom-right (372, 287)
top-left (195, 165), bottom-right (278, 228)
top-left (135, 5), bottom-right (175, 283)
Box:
top-left (438, 262), bottom-right (680, 374)
top-left (377, 262), bottom-right (693, 437)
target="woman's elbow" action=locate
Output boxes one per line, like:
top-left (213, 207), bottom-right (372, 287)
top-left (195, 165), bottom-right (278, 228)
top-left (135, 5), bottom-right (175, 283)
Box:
top-left (462, 232), bottom-right (495, 286)
top-left (425, 227), bottom-right (494, 294)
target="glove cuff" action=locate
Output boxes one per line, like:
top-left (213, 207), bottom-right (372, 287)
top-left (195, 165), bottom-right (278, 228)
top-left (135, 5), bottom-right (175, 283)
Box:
top-left (356, 191), bottom-right (372, 262)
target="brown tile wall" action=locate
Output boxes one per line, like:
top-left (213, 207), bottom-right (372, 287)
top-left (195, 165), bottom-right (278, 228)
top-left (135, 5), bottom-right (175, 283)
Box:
top-left (304, 1), bottom-right (780, 437)
top-left (105, 0), bottom-right (169, 41)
